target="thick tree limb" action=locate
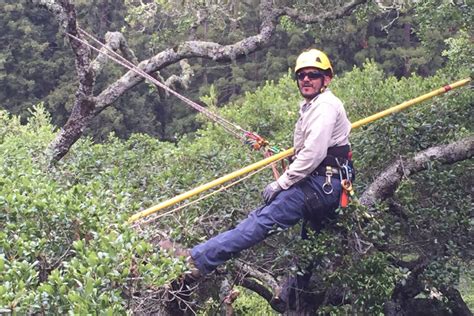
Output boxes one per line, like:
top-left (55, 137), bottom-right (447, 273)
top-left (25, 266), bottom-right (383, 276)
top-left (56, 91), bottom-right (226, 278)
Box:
top-left (240, 278), bottom-right (287, 313)
top-left (31, 0), bottom-right (94, 87)
top-left (36, 0), bottom-right (369, 161)
top-left (33, 0), bottom-right (96, 162)
top-left (91, 32), bottom-right (138, 73)
top-left (30, 0), bottom-right (68, 29)
top-left (233, 137), bottom-right (473, 314)
top-left (390, 256), bottom-right (430, 304)
top-left (46, 31), bottom-right (143, 161)
top-left (360, 136), bottom-right (474, 208)
top-left (440, 286), bottom-right (473, 316)
top-left (164, 60), bottom-right (194, 94)
top-left (233, 261), bottom-right (280, 294)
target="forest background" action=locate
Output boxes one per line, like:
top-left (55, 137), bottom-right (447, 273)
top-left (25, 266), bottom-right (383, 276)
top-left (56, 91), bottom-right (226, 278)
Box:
top-left (2, 0), bottom-right (471, 142)
top-left (0, 0), bottom-right (473, 315)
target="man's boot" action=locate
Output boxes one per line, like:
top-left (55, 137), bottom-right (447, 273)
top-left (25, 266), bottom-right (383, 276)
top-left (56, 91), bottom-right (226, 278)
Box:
top-left (158, 239), bottom-right (201, 281)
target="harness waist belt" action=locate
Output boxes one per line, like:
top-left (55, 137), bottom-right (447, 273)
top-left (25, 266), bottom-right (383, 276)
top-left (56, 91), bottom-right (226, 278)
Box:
top-left (312, 167), bottom-right (339, 176)
top-left (314, 144), bottom-right (351, 174)
top-left (326, 144), bottom-right (351, 158)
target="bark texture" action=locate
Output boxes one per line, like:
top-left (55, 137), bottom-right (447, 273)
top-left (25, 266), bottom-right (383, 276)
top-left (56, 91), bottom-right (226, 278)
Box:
top-left (34, 0), bottom-right (369, 161)
top-left (222, 137), bottom-right (473, 315)
top-left (360, 136), bottom-right (474, 208)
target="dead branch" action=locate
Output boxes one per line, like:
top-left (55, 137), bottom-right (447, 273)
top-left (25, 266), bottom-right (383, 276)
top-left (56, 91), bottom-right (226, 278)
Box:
top-left (164, 60), bottom-right (194, 94)
top-left (91, 31), bottom-right (139, 73)
top-left (360, 136), bottom-right (474, 208)
top-left (34, 0), bottom-right (370, 161)
top-left (232, 137), bottom-right (473, 314)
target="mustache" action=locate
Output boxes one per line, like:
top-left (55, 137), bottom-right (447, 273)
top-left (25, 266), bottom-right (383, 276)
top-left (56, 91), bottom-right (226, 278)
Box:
top-left (302, 83), bottom-right (313, 87)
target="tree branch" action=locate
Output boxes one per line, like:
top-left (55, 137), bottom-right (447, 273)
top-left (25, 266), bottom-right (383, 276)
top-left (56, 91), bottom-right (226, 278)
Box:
top-left (360, 136), bottom-right (474, 208)
top-left (34, 0), bottom-right (370, 161)
top-left (33, 0), bottom-right (94, 87)
top-left (440, 286), bottom-right (473, 316)
top-left (164, 60), bottom-right (194, 94)
top-left (94, 0), bottom-right (370, 113)
top-left (91, 31), bottom-right (138, 74)
top-left (225, 137), bottom-right (473, 313)
top-left (34, 0), bottom-right (98, 162)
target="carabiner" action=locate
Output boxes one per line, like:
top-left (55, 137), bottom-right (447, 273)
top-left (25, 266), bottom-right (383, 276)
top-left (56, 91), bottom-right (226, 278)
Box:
top-left (323, 166), bottom-right (334, 195)
top-left (341, 179), bottom-right (355, 197)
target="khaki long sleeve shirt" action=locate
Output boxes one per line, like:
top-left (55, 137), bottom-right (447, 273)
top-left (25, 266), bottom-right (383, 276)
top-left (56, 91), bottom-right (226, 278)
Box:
top-left (276, 89), bottom-right (351, 190)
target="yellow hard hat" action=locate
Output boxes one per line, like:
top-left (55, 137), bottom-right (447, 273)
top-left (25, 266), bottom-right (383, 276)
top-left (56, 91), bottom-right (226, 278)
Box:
top-left (294, 49), bottom-right (333, 76)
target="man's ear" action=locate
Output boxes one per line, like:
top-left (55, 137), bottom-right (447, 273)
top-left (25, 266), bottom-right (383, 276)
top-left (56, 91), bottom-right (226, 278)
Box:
top-left (323, 75), bottom-right (332, 86)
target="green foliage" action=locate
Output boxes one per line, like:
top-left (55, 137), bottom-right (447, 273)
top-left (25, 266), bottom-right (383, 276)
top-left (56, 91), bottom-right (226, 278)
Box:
top-left (2, 0), bottom-right (471, 143)
top-left (274, 202), bottom-right (399, 314)
top-left (415, 0), bottom-right (472, 47)
top-left (0, 106), bottom-right (186, 314)
top-left (459, 270), bottom-right (474, 311)
top-left (442, 29), bottom-right (474, 75)
top-left (0, 55), bottom-right (472, 313)
top-left (332, 60), bottom-right (472, 190)
top-left (232, 287), bottom-right (277, 315)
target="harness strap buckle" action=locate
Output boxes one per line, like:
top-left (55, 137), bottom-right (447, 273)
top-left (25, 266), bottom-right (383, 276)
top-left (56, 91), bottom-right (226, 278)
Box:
top-left (323, 166), bottom-right (334, 194)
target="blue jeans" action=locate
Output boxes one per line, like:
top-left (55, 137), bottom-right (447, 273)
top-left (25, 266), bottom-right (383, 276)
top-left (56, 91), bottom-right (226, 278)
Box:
top-left (191, 174), bottom-right (341, 275)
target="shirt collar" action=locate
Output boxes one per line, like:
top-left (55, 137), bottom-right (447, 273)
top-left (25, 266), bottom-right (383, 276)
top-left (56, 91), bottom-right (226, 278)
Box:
top-left (299, 88), bottom-right (330, 114)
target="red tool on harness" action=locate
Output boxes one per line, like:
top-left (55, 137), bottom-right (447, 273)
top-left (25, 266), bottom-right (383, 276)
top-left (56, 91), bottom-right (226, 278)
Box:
top-left (340, 179), bottom-right (354, 208)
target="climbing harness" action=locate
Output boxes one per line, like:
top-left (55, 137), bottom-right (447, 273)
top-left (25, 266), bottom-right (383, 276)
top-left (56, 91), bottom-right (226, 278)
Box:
top-left (128, 77), bottom-right (471, 223)
top-left (306, 144), bottom-right (353, 196)
top-left (295, 144), bottom-right (354, 237)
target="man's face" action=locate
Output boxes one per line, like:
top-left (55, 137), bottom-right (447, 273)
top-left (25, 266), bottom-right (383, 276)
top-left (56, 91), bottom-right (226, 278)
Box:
top-left (296, 67), bottom-right (330, 101)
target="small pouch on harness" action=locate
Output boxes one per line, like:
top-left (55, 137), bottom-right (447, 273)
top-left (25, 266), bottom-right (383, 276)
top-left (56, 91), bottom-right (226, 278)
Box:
top-left (299, 180), bottom-right (336, 236)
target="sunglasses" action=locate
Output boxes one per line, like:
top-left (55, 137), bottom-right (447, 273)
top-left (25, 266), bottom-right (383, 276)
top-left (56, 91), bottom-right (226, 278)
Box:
top-left (296, 71), bottom-right (324, 81)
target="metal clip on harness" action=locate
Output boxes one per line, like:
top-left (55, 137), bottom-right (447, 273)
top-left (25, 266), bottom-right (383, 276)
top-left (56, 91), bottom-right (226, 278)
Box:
top-left (322, 166), bottom-right (334, 194)
top-left (336, 157), bottom-right (355, 207)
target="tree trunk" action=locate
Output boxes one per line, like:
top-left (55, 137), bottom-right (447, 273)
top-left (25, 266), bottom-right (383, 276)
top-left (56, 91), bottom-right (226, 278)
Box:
top-left (35, 0), bottom-right (369, 162)
top-left (47, 97), bottom-right (97, 161)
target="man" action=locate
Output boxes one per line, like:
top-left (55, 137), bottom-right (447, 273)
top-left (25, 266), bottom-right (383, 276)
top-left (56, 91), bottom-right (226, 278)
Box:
top-left (161, 49), bottom-right (352, 281)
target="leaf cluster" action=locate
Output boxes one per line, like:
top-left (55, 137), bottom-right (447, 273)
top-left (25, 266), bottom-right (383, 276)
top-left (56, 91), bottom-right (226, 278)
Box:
top-left (0, 56), bottom-right (472, 313)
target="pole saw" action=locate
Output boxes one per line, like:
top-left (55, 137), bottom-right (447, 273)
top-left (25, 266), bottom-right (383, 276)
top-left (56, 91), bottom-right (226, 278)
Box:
top-left (128, 77), bottom-right (471, 223)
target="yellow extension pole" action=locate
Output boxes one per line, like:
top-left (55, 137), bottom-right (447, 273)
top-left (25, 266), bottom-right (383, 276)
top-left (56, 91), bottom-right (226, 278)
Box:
top-left (128, 77), bottom-right (471, 223)
top-left (351, 78), bottom-right (471, 129)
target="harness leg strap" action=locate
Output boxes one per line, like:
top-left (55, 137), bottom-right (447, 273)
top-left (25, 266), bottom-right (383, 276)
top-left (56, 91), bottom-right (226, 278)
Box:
top-left (299, 180), bottom-right (326, 235)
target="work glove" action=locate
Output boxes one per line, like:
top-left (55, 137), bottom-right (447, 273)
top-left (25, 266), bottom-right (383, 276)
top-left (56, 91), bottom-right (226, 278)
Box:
top-left (262, 181), bottom-right (282, 204)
